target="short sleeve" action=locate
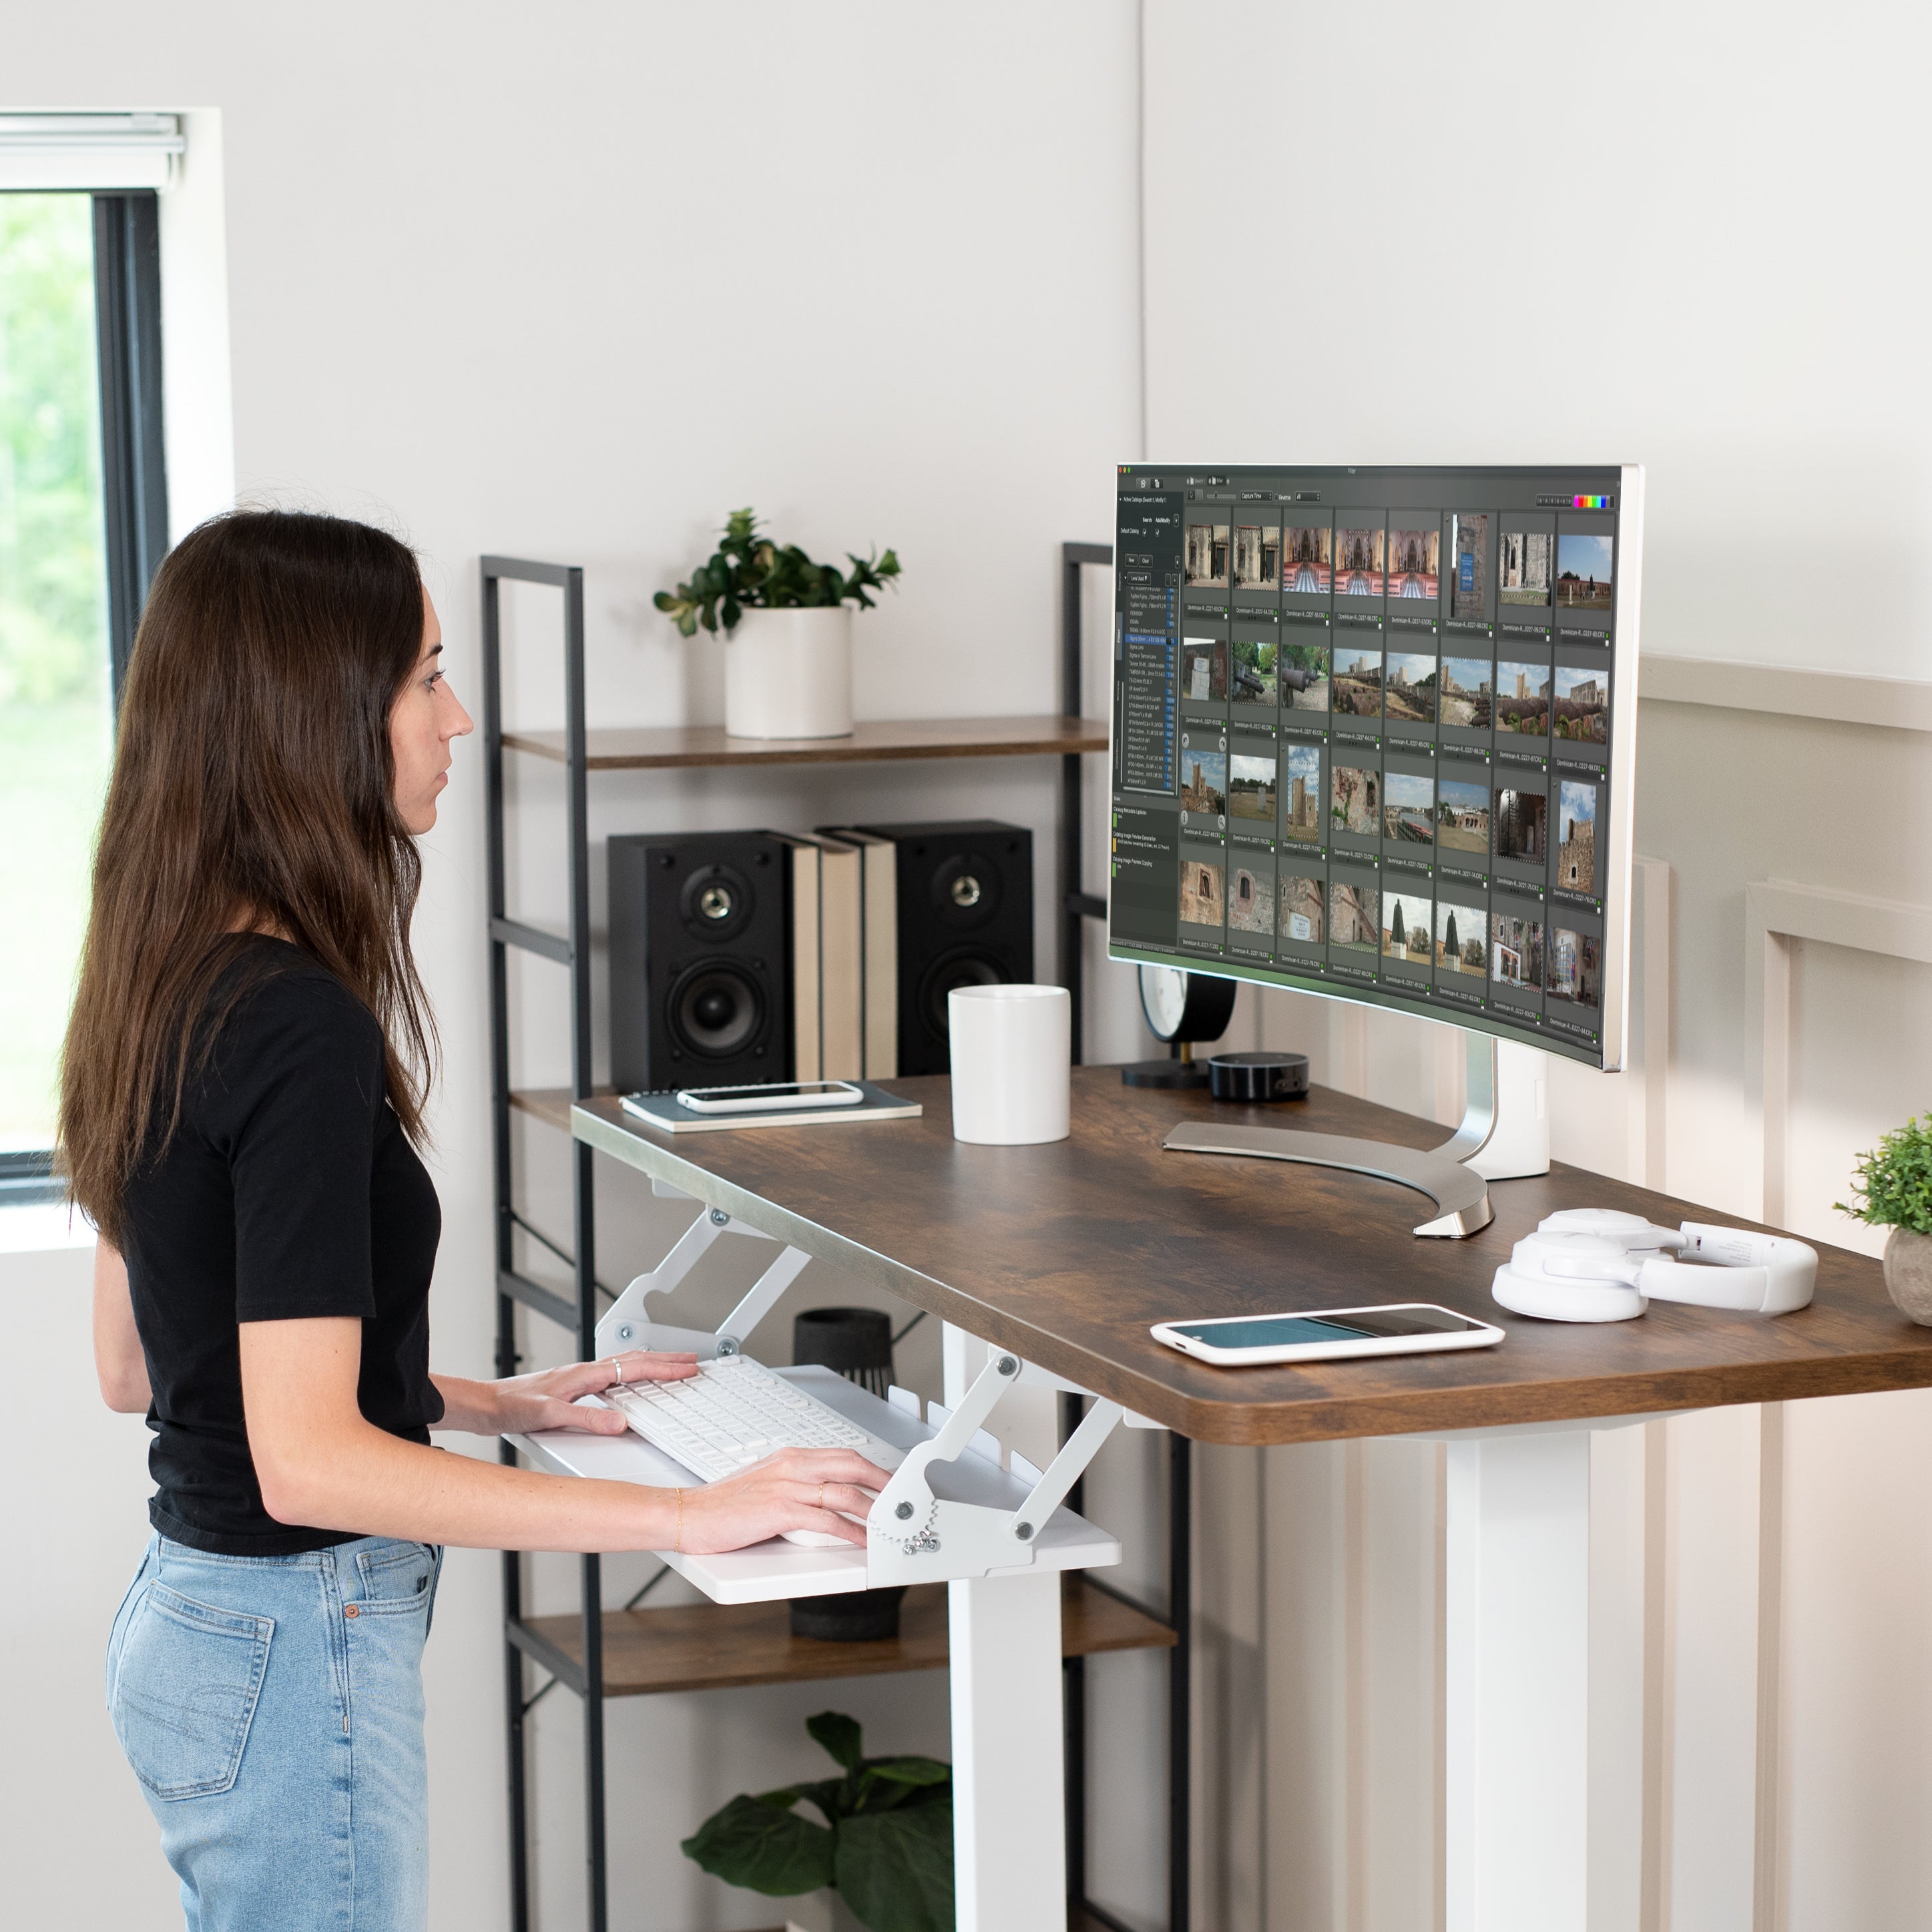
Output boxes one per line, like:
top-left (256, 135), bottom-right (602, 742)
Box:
top-left (220, 973), bottom-right (385, 1324)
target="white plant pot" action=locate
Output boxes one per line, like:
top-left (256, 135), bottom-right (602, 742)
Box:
top-left (723, 606), bottom-right (854, 740)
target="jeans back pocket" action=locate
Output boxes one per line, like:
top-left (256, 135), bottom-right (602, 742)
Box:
top-left (109, 1582), bottom-right (273, 1800)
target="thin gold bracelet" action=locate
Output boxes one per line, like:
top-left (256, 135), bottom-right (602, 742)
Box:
top-left (674, 1487), bottom-right (684, 1553)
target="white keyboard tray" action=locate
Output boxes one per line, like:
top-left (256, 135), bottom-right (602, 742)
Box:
top-left (506, 1364), bottom-right (1120, 1605)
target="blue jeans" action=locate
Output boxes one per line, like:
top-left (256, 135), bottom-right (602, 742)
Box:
top-left (105, 1533), bottom-right (445, 1932)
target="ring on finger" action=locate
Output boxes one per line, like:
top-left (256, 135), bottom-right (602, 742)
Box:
top-left (817, 1481), bottom-right (824, 1509)
top-left (607, 1357), bottom-right (625, 1387)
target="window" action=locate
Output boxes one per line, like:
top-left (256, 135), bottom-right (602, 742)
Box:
top-left (0, 186), bottom-right (166, 1201)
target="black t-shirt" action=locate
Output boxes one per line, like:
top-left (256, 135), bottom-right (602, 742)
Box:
top-left (120, 937), bottom-right (444, 1554)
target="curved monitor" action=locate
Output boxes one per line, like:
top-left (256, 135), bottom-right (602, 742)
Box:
top-left (1107, 464), bottom-right (1642, 1071)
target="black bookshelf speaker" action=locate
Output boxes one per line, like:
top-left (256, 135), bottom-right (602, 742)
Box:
top-left (608, 831), bottom-right (791, 1093)
top-left (855, 819), bottom-right (1034, 1077)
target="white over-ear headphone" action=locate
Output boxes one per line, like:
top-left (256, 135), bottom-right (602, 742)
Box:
top-left (1492, 1208), bottom-right (1818, 1323)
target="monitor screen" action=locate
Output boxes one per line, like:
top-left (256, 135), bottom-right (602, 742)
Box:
top-left (1108, 465), bottom-right (1642, 1071)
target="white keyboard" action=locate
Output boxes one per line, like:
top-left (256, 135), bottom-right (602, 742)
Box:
top-left (601, 1357), bottom-right (900, 1544)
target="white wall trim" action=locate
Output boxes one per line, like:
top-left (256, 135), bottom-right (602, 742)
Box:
top-left (1752, 1401), bottom-right (1785, 1932)
top-left (156, 108), bottom-right (235, 537)
top-left (1641, 656), bottom-right (1932, 734)
top-left (1631, 856), bottom-right (1673, 1192)
top-left (1744, 879), bottom-right (1932, 1226)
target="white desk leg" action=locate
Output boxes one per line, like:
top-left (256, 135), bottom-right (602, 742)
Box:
top-left (949, 1571), bottom-right (1067, 1931)
top-left (1443, 1420), bottom-right (1649, 1932)
top-left (942, 1320), bottom-right (1067, 1931)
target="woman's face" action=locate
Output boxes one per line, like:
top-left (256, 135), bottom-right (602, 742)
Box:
top-left (390, 587), bottom-right (473, 834)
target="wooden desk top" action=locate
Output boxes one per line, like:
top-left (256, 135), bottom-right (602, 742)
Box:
top-left (573, 1071), bottom-right (1932, 1446)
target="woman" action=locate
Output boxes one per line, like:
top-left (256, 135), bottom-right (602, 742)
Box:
top-left (62, 510), bottom-right (887, 1932)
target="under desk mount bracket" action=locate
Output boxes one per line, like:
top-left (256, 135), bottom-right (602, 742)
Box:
top-left (592, 1205), bottom-right (806, 1363)
top-left (867, 1351), bottom-right (1126, 1588)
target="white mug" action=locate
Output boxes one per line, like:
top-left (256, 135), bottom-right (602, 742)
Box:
top-left (948, 983), bottom-right (1071, 1146)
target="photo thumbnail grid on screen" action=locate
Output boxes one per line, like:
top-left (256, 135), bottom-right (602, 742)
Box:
top-left (1109, 463), bottom-right (1637, 1069)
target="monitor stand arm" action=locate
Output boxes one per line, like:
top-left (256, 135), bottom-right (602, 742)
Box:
top-left (1435, 1034), bottom-right (1550, 1182)
top-left (1162, 1033), bottom-right (1548, 1240)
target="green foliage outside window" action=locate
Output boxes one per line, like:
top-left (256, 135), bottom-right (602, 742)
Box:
top-left (0, 193), bottom-right (113, 1150)
top-left (0, 196), bottom-right (107, 705)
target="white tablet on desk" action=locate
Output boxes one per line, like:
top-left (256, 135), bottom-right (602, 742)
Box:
top-left (1151, 1303), bottom-right (1504, 1367)
top-left (619, 1080), bottom-right (920, 1134)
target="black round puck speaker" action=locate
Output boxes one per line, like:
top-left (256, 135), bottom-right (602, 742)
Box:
top-left (1120, 1057), bottom-right (1212, 1089)
top-left (1208, 1050), bottom-right (1308, 1103)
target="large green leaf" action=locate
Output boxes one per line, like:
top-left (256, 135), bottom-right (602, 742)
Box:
top-left (861, 1756), bottom-right (949, 1789)
top-left (756, 1777), bottom-right (849, 1827)
top-left (680, 1793), bottom-right (835, 1897)
top-left (807, 1710), bottom-right (865, 1771)
top-left (855, 1756), bottom-right (951, 1811)
top-left (834, 1800), bottom-right (955, 1932)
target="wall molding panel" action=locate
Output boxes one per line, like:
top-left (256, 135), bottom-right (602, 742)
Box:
top-left (1641, 658), bottom-right (1932, 734)
top-left (1743, 880), bottom-right (1932, 1226)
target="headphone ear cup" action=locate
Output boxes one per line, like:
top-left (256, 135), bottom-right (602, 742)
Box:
top-left (1491, 1264), bottom-right (1646, 1323)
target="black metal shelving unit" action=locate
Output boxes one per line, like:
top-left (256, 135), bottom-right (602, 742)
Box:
top-left (483, 544), bottom-right (1192, 1932)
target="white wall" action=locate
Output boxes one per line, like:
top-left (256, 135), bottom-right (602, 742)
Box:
top-left (1142, 4), bottom-right (1932, 1927)
top-left (5, 7), bottom-right (1146, 1929)
top-left (2, 1235), bottom-right (178, 1926)
top-left (1144, 0), bottom-right (1932, 684)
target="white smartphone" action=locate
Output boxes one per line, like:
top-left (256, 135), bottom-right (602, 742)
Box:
top-left (1150, 1303), bottom-right (1504, 1367)
top-left (672, 1079), bottom-right (866, 1115)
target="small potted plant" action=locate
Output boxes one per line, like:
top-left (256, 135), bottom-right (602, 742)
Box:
top-left (1837, 1115), bottom-right (1932, 1322)
top-left (682, 1710), bottom-right (951, 1932)
top-left (656, 508), bottom-right (901, 740)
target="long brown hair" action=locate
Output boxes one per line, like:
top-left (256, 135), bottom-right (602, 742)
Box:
top-left (59, 509), bottom-right (438, 1244)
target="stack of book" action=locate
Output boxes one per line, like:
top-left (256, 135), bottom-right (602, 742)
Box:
top-left (772, 829), bottom-right (899, 1081)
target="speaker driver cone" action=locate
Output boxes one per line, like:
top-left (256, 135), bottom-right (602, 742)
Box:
top-left (669, 960), bottom-right (766, 1059)
top-left (919, 949), bottom-right (1004, 1043)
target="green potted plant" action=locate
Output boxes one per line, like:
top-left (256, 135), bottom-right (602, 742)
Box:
top-left (681, 1710), bottom-right (951, 1932)
top-left (656, 508), bottom-right (901, 740)
top-left (1837, 1116), bottom-right (1932, 1322)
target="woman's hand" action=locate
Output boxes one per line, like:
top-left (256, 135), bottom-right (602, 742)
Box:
top-left (431, 1350), bottom-right (698, 1437)
top-left (677, 1447), bottom-right (893, 1551)
top-left (247, 1324), bottom-right (885, 1555)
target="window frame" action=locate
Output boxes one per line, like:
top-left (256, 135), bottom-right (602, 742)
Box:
top-left (0, 186), bottom-right (168, 1204)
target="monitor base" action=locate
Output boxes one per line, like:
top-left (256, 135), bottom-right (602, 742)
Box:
top-left (1160, 1029), bottom-right (1549, 1237)
top-left (1164, 1122), bottom-right (1493, 1238)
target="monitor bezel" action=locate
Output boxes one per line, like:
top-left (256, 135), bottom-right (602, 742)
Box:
top-left (1106, 462), bottom-right (1644, 1075)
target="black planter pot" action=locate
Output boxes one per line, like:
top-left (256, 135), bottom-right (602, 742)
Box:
top-left (790, 1586), bottom-right (907, 1642)
top-left (788, 1305), bottom-right (903, 1641)
top-left (792, 1305), bottom-right (895, 1397)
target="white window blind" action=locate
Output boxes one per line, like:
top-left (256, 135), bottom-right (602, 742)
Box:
top-left (0, 113), bottom-right (184, 192)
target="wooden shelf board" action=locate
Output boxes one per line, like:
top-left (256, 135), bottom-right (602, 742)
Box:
top-left (509, 1086), bottom-right (589, 1135)
top-left (523, 1574), bottom-right (1172, 1698)
top-left (501, 714), bottom-right (1108, 770)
